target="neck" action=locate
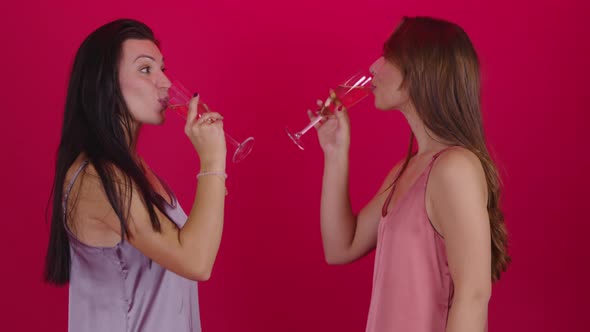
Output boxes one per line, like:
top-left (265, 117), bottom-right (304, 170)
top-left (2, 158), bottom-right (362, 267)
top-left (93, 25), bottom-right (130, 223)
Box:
top-left (399, 103), bottom-right (451, 156)
top-left (126, 121), bottom-right (142, 161)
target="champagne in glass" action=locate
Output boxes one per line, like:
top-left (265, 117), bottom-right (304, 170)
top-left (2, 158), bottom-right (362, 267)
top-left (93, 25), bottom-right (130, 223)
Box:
top-left (285, 72), bottom-right (373, 150)
top-left (167, 80), bottom-right (255, 163)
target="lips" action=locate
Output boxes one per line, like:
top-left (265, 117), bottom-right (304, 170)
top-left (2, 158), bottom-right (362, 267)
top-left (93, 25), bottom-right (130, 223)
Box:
top-left (158, 97), bottom-right (169, 110)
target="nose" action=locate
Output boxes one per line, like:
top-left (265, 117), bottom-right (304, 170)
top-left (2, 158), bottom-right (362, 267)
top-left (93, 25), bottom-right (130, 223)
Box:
top-left (159, 72), bottom-right (172, 90)
top-left (369, 56), bottom-right (385, 75)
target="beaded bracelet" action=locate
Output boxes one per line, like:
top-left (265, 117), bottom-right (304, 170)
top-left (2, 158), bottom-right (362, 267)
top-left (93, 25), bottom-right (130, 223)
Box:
top-left (196, 171), bottom-right (228, 196)
top-left (196, 171), bottom-right (228, 179)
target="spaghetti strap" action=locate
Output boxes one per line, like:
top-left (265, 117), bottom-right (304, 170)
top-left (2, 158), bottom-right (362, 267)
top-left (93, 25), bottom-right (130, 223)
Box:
top-left (431, 146), bottom-right (456, 161)
top-left (382, 146), bottom-right (457, 217)
top-left (62, 160), bottom-right (90, 219)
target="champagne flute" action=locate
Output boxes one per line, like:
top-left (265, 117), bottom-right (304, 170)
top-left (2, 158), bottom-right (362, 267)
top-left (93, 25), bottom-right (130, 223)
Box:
top-left (167, 80), bottom-right (255, 163)
top-left (285, 71), bottom-right (373, 150)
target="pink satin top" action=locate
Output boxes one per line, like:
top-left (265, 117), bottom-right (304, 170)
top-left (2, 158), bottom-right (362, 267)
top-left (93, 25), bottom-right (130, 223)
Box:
top-left (365, 149), bottom-right (454, 332)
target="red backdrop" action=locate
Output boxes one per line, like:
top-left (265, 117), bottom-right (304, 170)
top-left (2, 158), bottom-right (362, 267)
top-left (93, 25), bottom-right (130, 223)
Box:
top-left (1, 0), bottom-right (588, 330)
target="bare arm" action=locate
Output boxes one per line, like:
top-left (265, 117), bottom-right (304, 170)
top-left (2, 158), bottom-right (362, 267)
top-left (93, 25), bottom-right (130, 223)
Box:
top-left (135, 170), bottom-right (225, 281)
top-left (86, 95), bottom-right (226, 281)
top-left (427, 148), bottom-right (492, 332)
top-left (316, 107), bottom-right (401, 264)
top-left (87, 165), bottom-right (225, 281)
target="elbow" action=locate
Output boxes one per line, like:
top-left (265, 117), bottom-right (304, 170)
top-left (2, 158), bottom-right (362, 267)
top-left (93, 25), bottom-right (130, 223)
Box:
top-left (187, 262), bottom-right (214, 281)
top-left (473, 282), bottom-right (492, 302)
top-left (455, 283), bottom-right (492, 304)
top-left (190, 270), bottom-right (211, 282)
top-left (324, 252), bottom-right (351, 265)
top-left (325, 257), bottom-right (338, 265)
top-left (475, 286), bottom-right (492, 303)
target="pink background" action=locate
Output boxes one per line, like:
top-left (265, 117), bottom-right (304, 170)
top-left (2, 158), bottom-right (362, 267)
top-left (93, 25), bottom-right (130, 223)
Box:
top-left (1, 0), bottom-right (588, 330)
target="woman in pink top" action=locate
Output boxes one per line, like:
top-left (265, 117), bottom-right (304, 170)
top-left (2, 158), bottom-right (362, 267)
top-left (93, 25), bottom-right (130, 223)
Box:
top-left (316, 16), bottom-right (510, 331)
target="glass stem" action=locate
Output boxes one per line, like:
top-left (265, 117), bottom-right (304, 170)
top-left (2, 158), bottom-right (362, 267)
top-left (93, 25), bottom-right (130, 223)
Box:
top-left (224, 133), bottom-right (241, 148)
top-left (298, 115), bottom-right (324, 136)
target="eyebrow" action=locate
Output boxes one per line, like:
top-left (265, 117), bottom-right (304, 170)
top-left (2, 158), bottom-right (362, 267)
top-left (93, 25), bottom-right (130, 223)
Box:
top-left (134, 54), bottom-right (165, 63)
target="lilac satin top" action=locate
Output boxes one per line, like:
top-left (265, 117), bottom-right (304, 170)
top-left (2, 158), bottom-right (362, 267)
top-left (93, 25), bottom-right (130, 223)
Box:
top-left (63, 161), bottom-right (201, 331)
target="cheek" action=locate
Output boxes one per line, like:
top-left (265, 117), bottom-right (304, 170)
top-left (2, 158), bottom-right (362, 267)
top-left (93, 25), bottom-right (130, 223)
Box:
top-left (120, 78), bottom-right (142, 99)
top-left (120, 78), bottom-right (153, 113)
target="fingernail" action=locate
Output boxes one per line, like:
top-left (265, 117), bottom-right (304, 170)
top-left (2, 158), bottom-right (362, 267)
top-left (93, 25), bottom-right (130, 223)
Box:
top-left (193, 92), bottom-right (199, 97)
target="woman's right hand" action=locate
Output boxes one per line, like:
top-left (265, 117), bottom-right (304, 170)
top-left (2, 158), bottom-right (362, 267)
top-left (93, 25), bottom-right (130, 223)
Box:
top-left (311, 92), bottom-right (351, 156)
top-left (184, 95), bottom-right (227, 169)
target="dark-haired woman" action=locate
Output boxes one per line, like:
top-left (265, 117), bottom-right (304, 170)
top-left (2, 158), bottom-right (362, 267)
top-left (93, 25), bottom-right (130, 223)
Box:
top-left (44, 19), bottom-right (226, 332)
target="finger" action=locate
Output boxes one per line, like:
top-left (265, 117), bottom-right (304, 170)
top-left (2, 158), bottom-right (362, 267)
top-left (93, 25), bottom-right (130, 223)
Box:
top-left (203, 117), bottom-right (224, 126)
top-left (307, 110), bottom-right (324, 129)
top-left (326, 89), bottom-right (345, 110)
top-left (197, 114), bottom-right (225, 126)
top-left (328, 89), bottom-right (337, 103)
top-left (197, 114), bottom-right (215, 125)
top-left (205, 117), bottom-right (224, 125)
top-left (334, 105), bottom-right (349, 121)
top-left (203, 111), bottom-right (224, 120)
top-left (186, 93), bottom-right (200, 127)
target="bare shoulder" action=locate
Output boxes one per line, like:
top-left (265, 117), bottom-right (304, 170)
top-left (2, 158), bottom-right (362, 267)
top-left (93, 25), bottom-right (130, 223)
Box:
top-left (67, 161), bottom-right (135, 227)
top-left (430, 147), bottom-right (486, 193)
top-left (426, 147), bottom-right (490, 237)
top-left (63, 160), bottom-right (125, 245)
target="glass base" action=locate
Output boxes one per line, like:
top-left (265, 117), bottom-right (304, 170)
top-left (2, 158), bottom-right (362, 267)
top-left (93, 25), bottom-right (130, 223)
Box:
top-left (285, 127), bottom-right (305, 151)
top-left (232, 137), bottom-right (255, 163)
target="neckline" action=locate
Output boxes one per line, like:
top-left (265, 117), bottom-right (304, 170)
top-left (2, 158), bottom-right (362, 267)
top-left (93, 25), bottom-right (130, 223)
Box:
top-left (382, 146), bottom-right (456, 218)
top-left (382, 163), bottom-right (431, 218)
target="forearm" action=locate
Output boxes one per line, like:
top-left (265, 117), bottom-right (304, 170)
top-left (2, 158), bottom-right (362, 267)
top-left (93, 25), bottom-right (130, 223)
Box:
top-left (180, 173), bottom-right (226, 279)
top-left (320, 151), bottom-right (356, 263)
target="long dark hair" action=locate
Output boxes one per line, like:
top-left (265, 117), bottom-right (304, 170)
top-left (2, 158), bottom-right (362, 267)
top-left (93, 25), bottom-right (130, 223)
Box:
top-left (383, 16), bottom-right (510, 281)
top-left (45, 19), bottom-right (169, 285)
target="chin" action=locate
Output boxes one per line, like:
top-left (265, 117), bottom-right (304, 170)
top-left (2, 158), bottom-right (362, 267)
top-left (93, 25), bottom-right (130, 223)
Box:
top-left (143, 115), bottom-right (165, 126)
top-left (152, 111), bottom-right (166, 125)
top-left (154, 115), bottom-right (166, 125)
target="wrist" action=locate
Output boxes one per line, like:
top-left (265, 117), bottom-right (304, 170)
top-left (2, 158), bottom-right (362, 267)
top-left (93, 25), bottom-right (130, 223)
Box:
top-left (196, 170), bottom-right (228, 196)
top-left (197, 171), bottom-right (227, 179)
top-left (200, 160), bottom-right (226, 172)
top-left (323, 148), bottom-right (349, 162)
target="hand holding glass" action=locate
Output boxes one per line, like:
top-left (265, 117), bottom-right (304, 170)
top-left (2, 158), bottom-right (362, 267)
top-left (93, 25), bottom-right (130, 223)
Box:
top-left (285, 71), bottom-right (373, 150)
top-left (166, 80), bottom-right (255, 163)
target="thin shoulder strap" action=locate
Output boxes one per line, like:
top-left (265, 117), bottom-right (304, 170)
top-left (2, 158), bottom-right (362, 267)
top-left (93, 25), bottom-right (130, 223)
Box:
top-left (381, 166), bottom-right (404, 217)
top-left (381, 146), bottom-right (457, 217)
top-left (427, 146), bottom-right (457, 170)
top-left (424, 146), bottom-right (459, 190)
top-left (63, 160), bottom-right (90, 212)
top-left (432, 146), bottom-right (455, 161)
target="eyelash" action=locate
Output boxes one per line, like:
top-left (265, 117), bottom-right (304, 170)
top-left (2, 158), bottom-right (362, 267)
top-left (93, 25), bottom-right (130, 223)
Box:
top-left (140, 66), bottom-right (166, 74)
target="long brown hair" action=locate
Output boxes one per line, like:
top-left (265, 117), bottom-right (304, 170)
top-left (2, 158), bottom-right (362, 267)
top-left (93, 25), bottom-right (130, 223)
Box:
top-left (383, 16), bottom-right (510, 281)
